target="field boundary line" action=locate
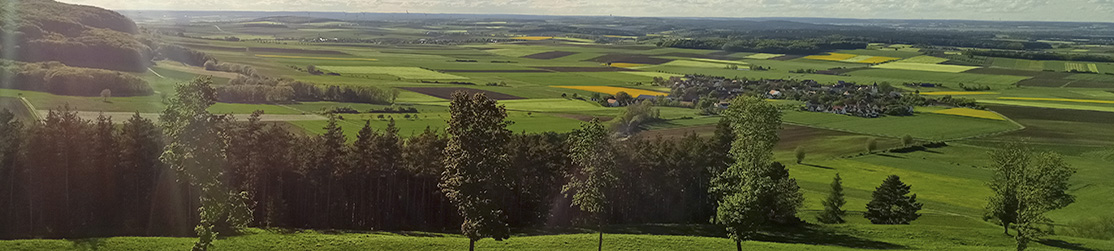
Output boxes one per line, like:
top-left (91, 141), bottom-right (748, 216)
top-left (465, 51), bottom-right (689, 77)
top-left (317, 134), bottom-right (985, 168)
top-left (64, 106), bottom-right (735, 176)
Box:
top-left (148, 68), bottom-right (166, 79)
top-left (18, 96), bottom-right (42, 121)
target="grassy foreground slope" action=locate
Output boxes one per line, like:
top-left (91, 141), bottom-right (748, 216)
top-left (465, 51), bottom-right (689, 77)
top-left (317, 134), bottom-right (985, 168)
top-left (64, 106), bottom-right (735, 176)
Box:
top-left (2, 224), bottom-right (1110, 251)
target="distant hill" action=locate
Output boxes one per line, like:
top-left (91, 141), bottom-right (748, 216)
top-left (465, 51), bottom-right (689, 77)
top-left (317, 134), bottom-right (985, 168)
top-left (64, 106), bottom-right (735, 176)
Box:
top-left (0, 0), bottom-right (152, 72)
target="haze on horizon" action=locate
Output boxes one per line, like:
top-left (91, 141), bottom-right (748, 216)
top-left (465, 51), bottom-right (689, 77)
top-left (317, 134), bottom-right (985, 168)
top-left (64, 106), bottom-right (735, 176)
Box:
top-left (58, 0), bottom-right (1114, 23)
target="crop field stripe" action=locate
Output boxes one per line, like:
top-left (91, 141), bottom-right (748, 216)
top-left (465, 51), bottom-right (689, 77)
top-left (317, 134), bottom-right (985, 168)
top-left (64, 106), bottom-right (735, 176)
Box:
top-left (609, 63), bottom-right (647, 68)
top-left (997, 97), bottom-right (1114, 104)
top-left (1029, 60), bottom-right (1043, 70)
top-left (552, 86), bottom-right (669, 97)
top-left (920, 91), bottom-right (999, 95)
top-left (513, 36), bottom-right (554, 40)
top-left (871, 62), bottom-right (979, 73)
top-left (317, 66), bottom-right (467, 79)
top-left (857, 56), bottom-right (900, 64)
top-left (1088, 64), bottom-right (1100, 73)
top-left (931, 108), bottom-right (1007, 120)
top-left (840, 55), bottom-right (875, 62)
top-left (255, 54), bottom-right (378, 61)
top-left (804, 53), bottom-right (858, 61)
top-left (744, 53), bottom-right (785, 59)
top-left (897, 56), bottom-right (949, 64)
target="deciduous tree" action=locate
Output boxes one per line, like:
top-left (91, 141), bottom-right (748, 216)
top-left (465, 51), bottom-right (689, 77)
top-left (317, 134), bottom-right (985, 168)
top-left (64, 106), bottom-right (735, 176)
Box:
top-left (563, 119), bottom-right (618, 251)
top-left (711, 96), bottom-right (803, 251)
top-left (440, 91), bottom-right (513, 251)
top-left (160, 77), bottom-right (251, 251)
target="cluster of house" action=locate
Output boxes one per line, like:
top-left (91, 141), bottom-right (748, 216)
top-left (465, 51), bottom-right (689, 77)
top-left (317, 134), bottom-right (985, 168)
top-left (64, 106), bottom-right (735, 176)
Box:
top-left (666, 75), bottom-right (912, 118)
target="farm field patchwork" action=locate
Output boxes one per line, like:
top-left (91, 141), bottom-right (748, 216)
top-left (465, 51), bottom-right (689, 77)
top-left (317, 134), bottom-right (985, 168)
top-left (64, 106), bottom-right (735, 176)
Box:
top-left (256, 54), bottom-right (378, 61)
top-left (316, 66), bottom-right (467, 79)
top-left (931, 108), bottom-right (1007, 120)
top-left (552, 86), bottom-right (669, 97)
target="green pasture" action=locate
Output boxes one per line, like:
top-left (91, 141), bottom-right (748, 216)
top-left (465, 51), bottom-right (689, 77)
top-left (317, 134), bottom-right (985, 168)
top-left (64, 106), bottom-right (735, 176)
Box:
top-left (871, 62), bottom-right (979, 73)
top-left (846, 69), bottom-right (1031, 88)
top-left (897, 56), bottom-right (950, 64)
top-left (317, 66), bottom-right (468, 80)
top-left (2, 223), bottom-right (1111, 251)
top-left (781, 110), bottom-right (1021, 140)
top-left (834, 49), bottom-right (923, 58)
top-left (657, 60), bottom-right (738, 68)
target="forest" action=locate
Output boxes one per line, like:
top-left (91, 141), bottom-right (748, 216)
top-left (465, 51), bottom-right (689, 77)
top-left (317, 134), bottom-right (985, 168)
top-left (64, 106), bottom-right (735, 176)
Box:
top-left (0, 0), bottom-right (152, 72)
top-left (0, 78), bottom-right (724, 239)
top-left (966, 49), bottom-right (1114, 63)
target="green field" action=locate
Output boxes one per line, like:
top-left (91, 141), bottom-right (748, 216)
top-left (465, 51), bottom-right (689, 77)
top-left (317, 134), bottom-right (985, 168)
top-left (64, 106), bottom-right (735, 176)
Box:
top-left (317, 66), bottom-right (469, 79)
top-left (782, 111), bottom-right (1021, 140)
top-left (846, 69), bottom-right (1031, 88)
top-left (871, 62), bottom-right (980, 73)
top-left (897, 55), bottom-right (950, 64)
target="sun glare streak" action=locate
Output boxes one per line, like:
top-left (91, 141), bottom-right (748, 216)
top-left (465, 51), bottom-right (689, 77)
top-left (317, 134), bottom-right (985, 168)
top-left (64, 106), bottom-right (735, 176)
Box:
top-left (1, 0), bottom-right (17, 90)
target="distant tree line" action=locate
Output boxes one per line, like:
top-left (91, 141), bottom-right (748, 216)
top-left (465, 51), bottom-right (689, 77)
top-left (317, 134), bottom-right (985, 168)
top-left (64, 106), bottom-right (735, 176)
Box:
top-left (0, 61), bottom-right (152, 97)
top-left (155, 44), bottom-right (216, 67)
top-left (658, 30), bottom-right (1052, 52)
top-left (965, 50), bottom-right (1114, 63)
top-left (657, 38), bottom-right (866, 54)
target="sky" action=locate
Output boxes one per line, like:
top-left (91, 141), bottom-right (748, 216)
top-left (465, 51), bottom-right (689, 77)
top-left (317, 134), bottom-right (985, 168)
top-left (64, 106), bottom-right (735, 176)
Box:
top-left (59, 0), bottom-right (1114, 23)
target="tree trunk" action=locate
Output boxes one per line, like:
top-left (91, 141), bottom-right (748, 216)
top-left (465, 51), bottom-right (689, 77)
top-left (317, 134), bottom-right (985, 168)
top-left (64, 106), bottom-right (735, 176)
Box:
top-left (1004, 222), bottom-right (1010, 235)
top-left (736, 240), bottom-right (742, 251)
top-left (598, 223), bottom-right (603, 251)
top-left (469, 238), bottom-right (475, 251)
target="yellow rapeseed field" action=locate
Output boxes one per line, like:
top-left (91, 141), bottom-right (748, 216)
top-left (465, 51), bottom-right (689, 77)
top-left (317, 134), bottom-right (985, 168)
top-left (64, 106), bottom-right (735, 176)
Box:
top-left (256, 54), bottom-right (378, 61)
top-left (514, 36), bottom-right (554, 40)
top-left (920, 91), bottom-right (999, 95)
top-left (998, 97), bottom-right (1114, 104)
top-left (932, 108), bottom-right (1007, 120)
top-left (553, 86), bottom-right (668, 97)
top-left (804, 53), bottom-right (857, 61)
